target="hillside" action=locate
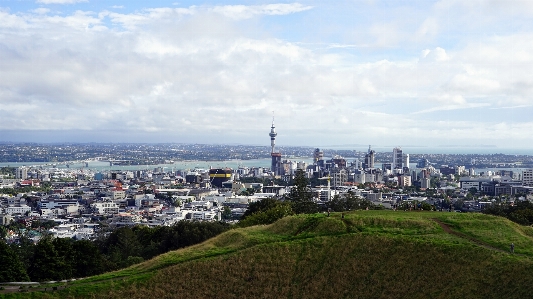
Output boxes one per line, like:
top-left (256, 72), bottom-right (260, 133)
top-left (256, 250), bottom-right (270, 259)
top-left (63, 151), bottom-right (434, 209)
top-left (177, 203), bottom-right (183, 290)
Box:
top-left (3, 211), bottom-right (533, 299)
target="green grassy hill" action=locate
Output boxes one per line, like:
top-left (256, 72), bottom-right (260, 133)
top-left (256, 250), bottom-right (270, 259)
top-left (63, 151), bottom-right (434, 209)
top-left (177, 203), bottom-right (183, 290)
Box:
top-left (4, 211), bottom-right (533, 299)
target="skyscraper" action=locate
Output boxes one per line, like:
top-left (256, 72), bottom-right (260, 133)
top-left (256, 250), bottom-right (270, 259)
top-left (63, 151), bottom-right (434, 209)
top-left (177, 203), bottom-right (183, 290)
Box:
top-left (313, 148), bottom-right (324, 163)
top-left (16, 167), bottom-right (28, 180)
top-left (364, 145), bottom-right (375, 169)
top-left (392, 147), bottom-right (403, 170)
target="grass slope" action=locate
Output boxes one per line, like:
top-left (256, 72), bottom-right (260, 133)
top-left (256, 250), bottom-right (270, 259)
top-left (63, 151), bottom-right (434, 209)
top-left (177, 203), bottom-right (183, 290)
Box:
top-left (3, 211), bottom-right (533, 299)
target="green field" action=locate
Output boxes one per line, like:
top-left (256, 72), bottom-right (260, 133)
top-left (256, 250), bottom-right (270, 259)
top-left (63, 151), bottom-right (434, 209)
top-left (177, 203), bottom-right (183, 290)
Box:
top-left (3, 211), bottom-right (533, 299)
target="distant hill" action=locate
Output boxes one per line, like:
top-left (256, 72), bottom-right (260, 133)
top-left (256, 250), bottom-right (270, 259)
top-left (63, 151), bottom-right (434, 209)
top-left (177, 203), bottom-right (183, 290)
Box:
top-left (3, 211), bottom-right (533, 298)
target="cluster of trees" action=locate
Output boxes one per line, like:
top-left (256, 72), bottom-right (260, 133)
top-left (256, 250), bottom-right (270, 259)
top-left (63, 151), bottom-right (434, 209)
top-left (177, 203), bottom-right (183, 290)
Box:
top-left (327, 192), bottom-right (377, 212)
top-left (0, 184), bottom-right (52, 197)
top-left (0, 167), bottom-right (15, 177)
top-left (0, 220), bottom-right (230, 282)
top-left (239, 170), bottom-right (378, 227)
top-left (483, 201), bottom-right (533, 226)
top-left (238, 198), bottom-right (293, 227)
top-left (398, 201), bottom-right (434, 211)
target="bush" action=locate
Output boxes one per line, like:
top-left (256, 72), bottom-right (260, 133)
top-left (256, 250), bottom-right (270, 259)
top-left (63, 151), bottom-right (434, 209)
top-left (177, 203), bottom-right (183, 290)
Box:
top-left (238, 202), bottom-right (294, 227)
top-left (484, 201), bottom-right (533, 225)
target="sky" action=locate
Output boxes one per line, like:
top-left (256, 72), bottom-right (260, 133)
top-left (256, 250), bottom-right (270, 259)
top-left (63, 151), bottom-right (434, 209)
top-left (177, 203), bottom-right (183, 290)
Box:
top-left (0, 0), bottom-right (533, 151)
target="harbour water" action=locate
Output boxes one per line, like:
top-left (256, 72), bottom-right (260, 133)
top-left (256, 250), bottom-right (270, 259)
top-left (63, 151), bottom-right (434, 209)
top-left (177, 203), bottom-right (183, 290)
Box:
top-left (0, 158), bottom-right (313, 172)
top-left (0, 159), bottom-right (529, 175)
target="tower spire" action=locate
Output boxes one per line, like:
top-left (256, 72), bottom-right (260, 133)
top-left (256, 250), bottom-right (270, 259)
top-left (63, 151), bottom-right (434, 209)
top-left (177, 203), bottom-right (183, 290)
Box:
top-left (269, 111), bottom-right (277, 153)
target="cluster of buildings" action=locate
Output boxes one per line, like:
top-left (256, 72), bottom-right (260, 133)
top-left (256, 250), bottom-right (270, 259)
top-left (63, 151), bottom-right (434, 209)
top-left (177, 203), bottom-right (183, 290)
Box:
top-left (2, 120), bottom-right (533, 242)
top-left (0, 167), bottom-right (289, 243)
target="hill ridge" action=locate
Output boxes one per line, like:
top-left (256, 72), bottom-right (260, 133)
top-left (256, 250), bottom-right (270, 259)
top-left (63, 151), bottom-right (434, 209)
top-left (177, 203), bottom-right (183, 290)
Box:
top-left (4, 211), bottom-right (533, 298)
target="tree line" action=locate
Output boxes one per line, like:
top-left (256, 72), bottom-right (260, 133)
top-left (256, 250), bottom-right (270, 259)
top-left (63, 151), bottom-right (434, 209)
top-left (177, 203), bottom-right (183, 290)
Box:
top-left (483, 201), bottom-right (533, 226)
top-left (0, 220), bottom-right (230, 282)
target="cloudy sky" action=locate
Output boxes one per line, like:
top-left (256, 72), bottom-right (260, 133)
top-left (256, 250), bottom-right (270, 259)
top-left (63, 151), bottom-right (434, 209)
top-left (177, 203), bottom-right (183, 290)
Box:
top-left (0, 0), bottom-right (532, 151)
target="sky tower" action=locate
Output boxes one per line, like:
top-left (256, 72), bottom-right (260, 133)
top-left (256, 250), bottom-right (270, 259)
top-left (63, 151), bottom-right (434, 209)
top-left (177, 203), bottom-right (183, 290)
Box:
top-left (269, 114), bottom-right (282, 176)
top-left (269, 115), bottom-right (277, 153)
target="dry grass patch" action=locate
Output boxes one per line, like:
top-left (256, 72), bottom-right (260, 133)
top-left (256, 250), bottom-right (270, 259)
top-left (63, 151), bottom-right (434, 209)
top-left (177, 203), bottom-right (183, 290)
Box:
top-left (93, 234), bottom-right (533, 299)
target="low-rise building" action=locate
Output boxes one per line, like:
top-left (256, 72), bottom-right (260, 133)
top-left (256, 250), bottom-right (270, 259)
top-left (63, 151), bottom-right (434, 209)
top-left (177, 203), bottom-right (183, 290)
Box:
top-left (92, 201), bottom-right (120, 214)
top-left (5, 204), bottom-right (31, 215)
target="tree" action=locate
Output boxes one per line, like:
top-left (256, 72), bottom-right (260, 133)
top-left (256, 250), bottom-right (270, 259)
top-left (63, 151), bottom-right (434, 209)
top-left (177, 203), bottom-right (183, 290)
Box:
top-left (238, 202), bottom-right (293, 227)
top-left (51, 238), bottom-right (74, 279)
top-left (484, 201), bottom-right (533, 226)
top-left (222, 206), bottom-right (233, 220)
top-left (241, 198), bottom-right (284, 219)
top-left (72, 240), bottom-right (107, 277)
top-left (29, 237), bottom-right (68, 281)
top-left (468, 187), bottom-right (478, 195)
top-left (240, 188), bottom-right (256, 196)
top-left (284, 169), bottom-right (318, 214)
top-left (327, 192), bottom-right (374, 212)
top-left (0, 241), bottom-right (29, 282)
top-left (239, 197), bottom-right (293, 227)
top-left (9, 228), bottom-right (34, 273)
top-left (103, 227), bottom-right (143, 268)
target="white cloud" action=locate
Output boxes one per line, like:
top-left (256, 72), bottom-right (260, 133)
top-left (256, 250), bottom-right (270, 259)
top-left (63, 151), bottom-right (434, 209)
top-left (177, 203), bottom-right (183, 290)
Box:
top-left (36, 0), bottom-right (88, 4)
top-left (103, 3), bottom-right (312, 29)
top-left (420, 47), bottom-right (449, 62)
top-left (31, 8), bottom-right (51, 14)
top-left (416, 17), bottom-right (439, 39)
top-left (1, 2), bottom-right (533, 146)
top-left (493, 105), bottom-right (533, 109)
top-left (435, 0), bottom-right (533, 16)
top-left (209, 3), bottom-right (313, 20)
top-left (411, 102), bottom-right (491, 115)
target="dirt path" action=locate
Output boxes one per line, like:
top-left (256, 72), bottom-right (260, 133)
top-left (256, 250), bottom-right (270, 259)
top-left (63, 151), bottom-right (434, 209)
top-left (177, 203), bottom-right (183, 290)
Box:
top-left (0, 276), bottom-right (129, 295)
top-left (0, 284), bottom-right (68, 295)
top-left (431, 218), bottom-right (526, 256)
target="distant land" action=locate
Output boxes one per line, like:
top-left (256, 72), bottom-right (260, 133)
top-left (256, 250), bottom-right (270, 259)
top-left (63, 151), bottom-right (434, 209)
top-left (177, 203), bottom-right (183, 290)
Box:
top-left (0, 141), bottom-right (533, 164)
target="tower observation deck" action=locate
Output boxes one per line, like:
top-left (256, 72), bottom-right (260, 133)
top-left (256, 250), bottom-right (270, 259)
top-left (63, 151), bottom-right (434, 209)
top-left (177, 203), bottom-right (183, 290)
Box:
top-left (269, 116), bottom-right (277, 153)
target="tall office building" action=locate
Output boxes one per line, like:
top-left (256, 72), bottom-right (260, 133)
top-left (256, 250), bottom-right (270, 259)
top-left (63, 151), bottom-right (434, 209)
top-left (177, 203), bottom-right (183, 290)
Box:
top-left (313, 148), bottom-right (324, 164)
top-left (16, 167), bottom-right (28, 180)
top-left (417, 158), bottom-right (430, 168)
top-left (364, 145), bottom-right (375, 169)
top-left (392, 147), bottom-right (403, 170)
top-left (209, 168), bottom-right (232, 188)
top-left (523, 169), bottom-right (533, 186)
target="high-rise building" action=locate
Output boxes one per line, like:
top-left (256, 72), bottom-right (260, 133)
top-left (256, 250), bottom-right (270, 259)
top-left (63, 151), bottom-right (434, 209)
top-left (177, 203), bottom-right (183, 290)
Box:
top-left (209, 168), bottom-right (232, 188)
top-left (421, 178), bottom-right (431, 189)
top-left (417, 158), bottom-right (430, 168)
top-left (297, 161), bottom-right (307, 171)
top-left (16, 167), bottom-right (28, 180)
top-left (399, 175), bottom-right (412, 187)
top-left (331, 156), bottom-right (347, 168)
top-left (269, 116), bottom-right (282, 175)
top-left (523, 169), bottom-right (533, 186)
top-left (313, 148), bottom-right (324, 164)
top-left (392, 147), bottom-right (403, 170)
top-left (364, 145), bottom-right (375, 169)
top-left (331, 168), bottom-right (348, 187)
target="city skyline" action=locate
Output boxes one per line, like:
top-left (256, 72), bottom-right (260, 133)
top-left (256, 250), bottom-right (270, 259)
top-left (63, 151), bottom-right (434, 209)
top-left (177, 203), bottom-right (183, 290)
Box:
top-left (1, 1), bottom-right (533, 149)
